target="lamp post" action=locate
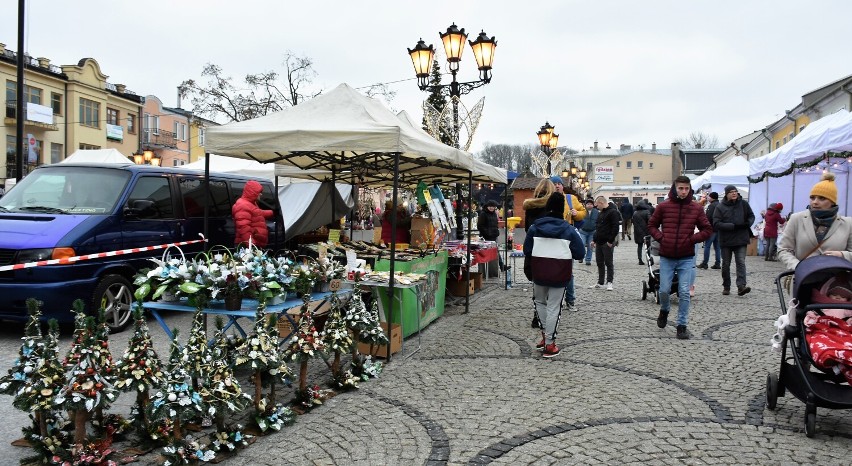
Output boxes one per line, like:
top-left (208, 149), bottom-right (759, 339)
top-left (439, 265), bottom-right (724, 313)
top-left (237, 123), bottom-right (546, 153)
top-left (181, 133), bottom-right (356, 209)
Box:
top-left (537, 121), bottom-right (558, 176)
top-left (132, 150), bottom-right (161, 166)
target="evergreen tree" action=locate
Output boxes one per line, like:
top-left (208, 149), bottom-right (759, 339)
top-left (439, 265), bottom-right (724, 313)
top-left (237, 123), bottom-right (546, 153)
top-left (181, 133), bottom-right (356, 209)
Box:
top-left (233, 302), bottom-right (292, 414)
top-left (62, 299), bottom-right (89, 371)
top-left (182, 309), bottom-right (210, 388)
top-left (320, 292), bottom-right (354, 383)
top-left (284, 296), bottom-right (325, 398)
top-left (18, 319), bottom-right (65, 437)
top-left (422, 58), bottom-right (453, 146)
top-left (115, 305), bottom-right (165, 433)
top-left (0, 298), bottom-right (44, 396)
top-left (345, 287), bottom-right (388, 375)
top-left (149, 329), bottom-right (205, 442)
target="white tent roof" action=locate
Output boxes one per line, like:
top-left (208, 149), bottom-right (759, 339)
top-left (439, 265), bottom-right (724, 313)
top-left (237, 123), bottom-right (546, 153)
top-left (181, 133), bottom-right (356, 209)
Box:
top-left (206, 83), bottom-right (505, 186)
top-left (185, 154), bottom-right (331, 182)
top-left (61, 149), bottom-right (131, 165)
top-left (749, 110), bottom-right (852, 176)
top-left (691, 168), bottom-right (714, 190)
top-left (708, 156), bottom-right (752, 186)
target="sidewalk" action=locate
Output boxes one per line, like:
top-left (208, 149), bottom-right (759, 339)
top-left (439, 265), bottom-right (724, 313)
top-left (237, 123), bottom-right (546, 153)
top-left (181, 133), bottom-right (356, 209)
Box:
top-left (2, 242), bottom-right (852, 464)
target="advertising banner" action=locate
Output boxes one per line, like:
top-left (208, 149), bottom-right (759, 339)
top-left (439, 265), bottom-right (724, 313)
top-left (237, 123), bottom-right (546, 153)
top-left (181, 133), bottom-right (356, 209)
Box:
top-left (594, 165), bottom-right (614, 183)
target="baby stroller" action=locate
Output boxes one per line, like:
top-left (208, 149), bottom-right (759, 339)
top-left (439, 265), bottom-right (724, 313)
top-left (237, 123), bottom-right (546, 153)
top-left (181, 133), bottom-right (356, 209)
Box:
top-left (767, 255), bottom-right (852, 437)
top-left (641, 235), bottom-right (678, 304)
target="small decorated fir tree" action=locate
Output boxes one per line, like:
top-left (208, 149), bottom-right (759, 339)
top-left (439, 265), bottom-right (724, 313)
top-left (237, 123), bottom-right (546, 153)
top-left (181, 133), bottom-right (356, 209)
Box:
top-left (285, 296), bottom-right (326, 406)
top-left (0, 298), bottom-right (44, 396)
top-left (346, 289), bottom-right (388, 376)
top-left (148, 328), bottom-right (205, 443)
top-left (115, 304), bottom-right (165, 433)
top-left (182, 309), bottom-right (210, 389)
top-left (62, 299), bottom-right (89, 371)
top-left (200, 319), bottom-right (251, 450)
top-left (320, 292), bottom-right (355, 386)
top-left (18, 319), bottom-right (65, 437)
top-left (54, 317), bottom-right (119, 444)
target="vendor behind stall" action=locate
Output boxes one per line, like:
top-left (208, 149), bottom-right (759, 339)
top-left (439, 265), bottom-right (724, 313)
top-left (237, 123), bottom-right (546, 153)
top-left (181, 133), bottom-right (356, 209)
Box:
top-left (381, 199), bottom-right (411, 245)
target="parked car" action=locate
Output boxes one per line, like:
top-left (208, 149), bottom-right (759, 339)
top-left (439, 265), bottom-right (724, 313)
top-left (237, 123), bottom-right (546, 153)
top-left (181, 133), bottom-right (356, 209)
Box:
top-left (0, 163), bottom-right (283, 332)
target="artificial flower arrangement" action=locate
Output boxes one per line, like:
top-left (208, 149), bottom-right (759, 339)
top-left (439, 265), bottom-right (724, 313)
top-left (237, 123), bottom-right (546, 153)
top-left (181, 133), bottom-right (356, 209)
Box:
top-left (311, 256), bottom-right (346, 283)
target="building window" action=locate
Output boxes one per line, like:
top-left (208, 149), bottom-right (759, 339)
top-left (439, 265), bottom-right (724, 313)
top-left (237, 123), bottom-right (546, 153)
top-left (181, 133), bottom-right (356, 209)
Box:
top-left (5, 135), bottom-right (17, 178)
top-left (127, 114), bottom-right (136, 134)
top-left (79, 98), bottom-right (100, 128)
top-left (799, 125), bottom-right (806, 133)
top-left (775, 141), bottom-right (780, 149)
top-left (632, 176), bottom-right (640, 185)
top-left (649, 162), bottom-right (654, 169)
top-left (616, 161), bottom-right (620, 167)
top-left (637, 161), bottom-right (643, 169)
top-left (79, 143), bottom-right (101, 150)
top-left (107, 108), bottom-right (119, 126)
top-left (782, 136), bottom-right (787, 144)
top-left (626, 161), bottom-right (632, 169)
top-left (50, 143), bottom-right (63, 164)
top-left (174, 121), bottom-right (179, 137)
top-left (5, 81), bottom-right (43, 105)
top-left (199, 128), bottom-right (205, 146)
top-left (51, 93), bottom-right (62, 115)
top-left (181, 123), bottom-right (187, 141)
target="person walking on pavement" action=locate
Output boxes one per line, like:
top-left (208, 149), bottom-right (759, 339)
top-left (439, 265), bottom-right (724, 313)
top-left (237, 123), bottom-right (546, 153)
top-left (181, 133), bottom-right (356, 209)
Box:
top-left (523, 192), bottom-right (585, 358)
top-left (524, 178), bottom-right (556, 328)
top-left (578, 198), bottom-right (598, 266)
top-left (478, 199), bottom-right (509, 272)
top-left (632, 199), bottom-right (653, 265)
top-left (620, 199), bottom-right (634, 241)
top-left (551, 176), bottom-right (587, 312)
top-left (589, 196), bottom-right (620, 291)
top-left (777, 172), bottom-right (852, 270)
top-left (763, 202), bottom-right (786, 261)
top-left (697, 192), bottom-right (722, 270)
top-left (713, 185), bottom-right (755, 297)
top-left (647, 176), bottom-right (713, 339)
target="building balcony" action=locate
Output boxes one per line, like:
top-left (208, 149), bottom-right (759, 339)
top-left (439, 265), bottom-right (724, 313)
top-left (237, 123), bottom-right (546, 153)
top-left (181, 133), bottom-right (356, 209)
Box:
top-left (4, 102), bottom-right (59, 131)
top-left (142, 129), bottom-right (177, 149)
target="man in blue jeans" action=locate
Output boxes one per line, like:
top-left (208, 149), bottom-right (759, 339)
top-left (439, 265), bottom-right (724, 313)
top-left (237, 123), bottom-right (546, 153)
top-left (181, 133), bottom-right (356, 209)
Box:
top-left (697, 191), bottom-right (721, 269)
top-left (577, 198), bottom-right (597, 266)
top-left (647, 176), bottom-right (713, 339)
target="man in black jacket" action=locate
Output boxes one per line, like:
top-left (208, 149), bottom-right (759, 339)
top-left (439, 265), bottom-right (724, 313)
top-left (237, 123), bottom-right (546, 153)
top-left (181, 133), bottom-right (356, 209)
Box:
top-left (712, 185), bottom-right (755, 296)
top-left (589, 196), bottom-right (621, 291)
top-left (619, 199), bottom-right (634, 241)
top-left (697, 192), bottom-right (721, 269)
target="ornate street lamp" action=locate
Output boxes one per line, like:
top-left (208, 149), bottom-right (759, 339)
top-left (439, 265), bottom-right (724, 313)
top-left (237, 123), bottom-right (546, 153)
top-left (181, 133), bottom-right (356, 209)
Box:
top-left (537, 122), bottom-right (559, 175)
top-left (132, 150), bottom-right (161, 166)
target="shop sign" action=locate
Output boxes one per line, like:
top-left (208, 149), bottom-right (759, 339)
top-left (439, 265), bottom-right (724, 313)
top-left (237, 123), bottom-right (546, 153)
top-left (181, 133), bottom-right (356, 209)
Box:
top-left (26, 102), bottom-right (53, 125)
top-left (594, 165), bottom-right (613, 183)
top-left (106, 124), bottom-right (124, 141)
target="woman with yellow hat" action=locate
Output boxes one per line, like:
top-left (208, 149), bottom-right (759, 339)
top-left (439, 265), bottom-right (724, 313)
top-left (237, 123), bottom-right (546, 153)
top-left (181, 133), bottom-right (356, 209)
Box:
top-left (777, 172), bottom-right (852, 270)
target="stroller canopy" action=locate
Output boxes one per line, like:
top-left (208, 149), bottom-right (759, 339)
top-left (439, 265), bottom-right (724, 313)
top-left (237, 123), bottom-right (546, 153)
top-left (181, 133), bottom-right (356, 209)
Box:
top-left (793, 256), bottom-right (852, 306)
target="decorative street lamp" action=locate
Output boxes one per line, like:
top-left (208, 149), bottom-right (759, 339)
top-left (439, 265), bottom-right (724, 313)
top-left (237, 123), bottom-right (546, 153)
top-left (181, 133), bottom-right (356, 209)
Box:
top-left (537, 121), bottom-right (559, 175)
top-left (132, 150), bottom-right (161, 166)
top-left (408, 23), bottom-right (497, 149)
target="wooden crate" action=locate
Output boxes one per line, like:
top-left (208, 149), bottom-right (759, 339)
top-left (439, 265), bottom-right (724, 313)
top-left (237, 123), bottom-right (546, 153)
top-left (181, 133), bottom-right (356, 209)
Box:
top-left (447, 278), bottom-right (475, 297)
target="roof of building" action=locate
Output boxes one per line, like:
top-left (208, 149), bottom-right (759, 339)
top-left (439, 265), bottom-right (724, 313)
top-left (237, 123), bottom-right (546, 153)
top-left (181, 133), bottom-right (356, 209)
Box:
top-left (511, 176), bottom-right (545, 190)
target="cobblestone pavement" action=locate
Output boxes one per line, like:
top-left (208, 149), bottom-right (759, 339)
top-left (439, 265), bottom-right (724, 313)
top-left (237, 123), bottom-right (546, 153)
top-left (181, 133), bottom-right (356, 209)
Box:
top-left (2, 242), bottom-right (852, 464)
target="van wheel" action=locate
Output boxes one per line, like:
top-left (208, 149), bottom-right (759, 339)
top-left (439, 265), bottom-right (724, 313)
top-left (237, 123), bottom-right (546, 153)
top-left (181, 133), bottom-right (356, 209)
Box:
top-left (93, 275), bottom-right (134, 333)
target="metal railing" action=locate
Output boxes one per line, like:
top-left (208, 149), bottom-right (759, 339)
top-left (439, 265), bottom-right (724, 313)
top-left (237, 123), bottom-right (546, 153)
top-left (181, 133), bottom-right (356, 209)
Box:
top-left (142, 129), bottom-right (178, 148)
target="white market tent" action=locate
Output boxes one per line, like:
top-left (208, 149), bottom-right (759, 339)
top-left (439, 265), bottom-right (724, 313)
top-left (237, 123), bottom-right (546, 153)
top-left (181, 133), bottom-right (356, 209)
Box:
top-left (205, 82), bottom-right (507, 318)
top-left (184, 154), bottom-right (354, 239)
top-left (748, 110), bottom-right (852, 215)
top-left (61, 148), bottom-right (131, 164)
top-left (693, 156), bottom-right (751, 198)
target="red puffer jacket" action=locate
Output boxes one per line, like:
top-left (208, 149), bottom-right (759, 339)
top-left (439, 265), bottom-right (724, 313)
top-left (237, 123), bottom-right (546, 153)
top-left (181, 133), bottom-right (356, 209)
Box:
top-left (232, 180), bottom-right (273, 247)
top-left (647, 184), bottom-right (713, 259)
top-left (763, 207), bottom-right (786, 238)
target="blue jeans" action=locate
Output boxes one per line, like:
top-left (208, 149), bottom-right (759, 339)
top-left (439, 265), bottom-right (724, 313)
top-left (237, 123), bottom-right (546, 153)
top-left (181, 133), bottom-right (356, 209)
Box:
top-left (702, 233), bottom-right (721, 265)
top-left (564, 274), bottom-right (575, 304)
top-left (659, 256), bottom-right (695, 327)
top-left (578, 229), bottom-right (594, 263)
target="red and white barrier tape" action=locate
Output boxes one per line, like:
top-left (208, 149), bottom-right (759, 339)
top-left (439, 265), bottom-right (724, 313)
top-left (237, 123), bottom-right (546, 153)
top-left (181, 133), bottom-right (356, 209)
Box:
top-left (0, 235), bottom-right (208, 272)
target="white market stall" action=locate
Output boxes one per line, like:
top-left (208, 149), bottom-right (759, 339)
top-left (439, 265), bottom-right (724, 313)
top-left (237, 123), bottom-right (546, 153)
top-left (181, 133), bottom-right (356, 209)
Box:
top-left (204, 83), bottom-right (507, 325)
top-left (60, 148), bottom-right (132, 165)
top-left (693, 156), bottom-right (751, 199)
top-left (748, 110), bottom-right (852, 215)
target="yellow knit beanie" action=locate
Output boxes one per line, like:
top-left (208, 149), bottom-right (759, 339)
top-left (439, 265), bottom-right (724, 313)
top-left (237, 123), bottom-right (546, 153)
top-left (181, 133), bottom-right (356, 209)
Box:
top-left (810, 172), bottom-right (838, 204)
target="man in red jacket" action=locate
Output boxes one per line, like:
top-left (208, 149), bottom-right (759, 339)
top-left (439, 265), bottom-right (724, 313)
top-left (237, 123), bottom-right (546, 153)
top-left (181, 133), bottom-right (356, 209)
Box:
top-left (232, 180), bottom-right (274, 248)
top-left (763, 202), bottom-right (786, 261)
top-left (647, 176), bottom-right (713, 339)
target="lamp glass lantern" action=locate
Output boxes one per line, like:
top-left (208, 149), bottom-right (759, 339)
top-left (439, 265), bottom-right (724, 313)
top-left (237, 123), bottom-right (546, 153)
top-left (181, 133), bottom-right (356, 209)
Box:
top-left (143, 150), bottom-right (154, 163)
top-left (469, 30), bottom-right (497, 81)
top-left (440, 23), bottom-right (468, 70)
top-left (549, 133), bottom-right (559, 150)
top-left (133, 153), bottom-right (144, 165)
top-left (149, 155), bottom-right (161, 167)
top-left (571, 166), bottom-right (578, 176)
top-left (408, 39), bottom-right (435, 89)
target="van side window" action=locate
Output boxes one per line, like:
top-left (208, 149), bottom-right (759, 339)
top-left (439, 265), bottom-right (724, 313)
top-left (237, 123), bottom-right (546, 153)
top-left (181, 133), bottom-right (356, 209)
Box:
top-left (127, 177), bottom-right (174, 219)
top-left (180, 178), bottom-right (229, 217)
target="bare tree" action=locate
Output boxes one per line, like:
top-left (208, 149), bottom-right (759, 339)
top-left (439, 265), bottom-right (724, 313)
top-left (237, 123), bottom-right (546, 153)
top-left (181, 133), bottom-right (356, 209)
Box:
top-left (476, 143), bottom-right (539, 173)
top-left (675, 131), bottom-right (720, 149)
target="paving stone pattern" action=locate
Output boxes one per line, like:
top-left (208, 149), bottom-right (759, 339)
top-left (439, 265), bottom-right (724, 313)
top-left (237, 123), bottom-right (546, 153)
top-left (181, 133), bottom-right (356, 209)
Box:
top-left (1, 242), bottom-right (852, 464)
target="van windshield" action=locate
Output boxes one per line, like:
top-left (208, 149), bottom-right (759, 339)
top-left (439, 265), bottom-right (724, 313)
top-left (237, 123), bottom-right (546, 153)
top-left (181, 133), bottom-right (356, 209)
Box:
top-left (0, 167), bottom-right (131, 215)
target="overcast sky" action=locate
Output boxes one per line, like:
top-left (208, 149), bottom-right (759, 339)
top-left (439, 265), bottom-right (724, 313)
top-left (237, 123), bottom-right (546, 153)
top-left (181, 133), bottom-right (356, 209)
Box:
top-left (4, 1), bottom-right (851, 154)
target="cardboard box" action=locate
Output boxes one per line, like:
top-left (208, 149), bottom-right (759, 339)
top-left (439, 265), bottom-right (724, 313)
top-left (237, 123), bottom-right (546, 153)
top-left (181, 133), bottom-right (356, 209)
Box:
top-left (469, 272), bottom-right (483, 290)
top-left (747, 237), bottom-right (758, 256)
top-left (447, 278), bottom-right (475, 297)
top-left (357, 322), bottom-right (401, 358)
top-left (410, 217), bottom-right (435, 247)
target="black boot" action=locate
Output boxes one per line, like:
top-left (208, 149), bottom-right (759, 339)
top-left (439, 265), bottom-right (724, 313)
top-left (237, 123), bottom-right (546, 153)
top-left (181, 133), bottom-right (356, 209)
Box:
top-left (531, 312), bottom-right (540, 328)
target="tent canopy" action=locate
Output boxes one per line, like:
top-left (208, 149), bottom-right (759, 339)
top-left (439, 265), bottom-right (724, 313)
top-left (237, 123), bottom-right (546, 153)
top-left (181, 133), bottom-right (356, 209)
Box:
top-left (206, 83), bottom-right (506, 186)
top-left (185, 154), bottom-right (332, 182)
top-left (749, 110), bottom-right (852, 176)
top-left (61, 149), bottom-right (131, 165)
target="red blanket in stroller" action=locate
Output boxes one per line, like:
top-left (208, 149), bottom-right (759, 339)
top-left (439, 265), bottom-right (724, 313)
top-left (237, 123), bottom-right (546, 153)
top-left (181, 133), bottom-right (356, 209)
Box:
top-left (805, 313), bottom-right (852, 384)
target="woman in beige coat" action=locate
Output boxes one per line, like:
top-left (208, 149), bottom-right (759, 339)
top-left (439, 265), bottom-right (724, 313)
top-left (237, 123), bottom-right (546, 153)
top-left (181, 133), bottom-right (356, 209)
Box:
top-left (777, 173), bottom-right (852, 271)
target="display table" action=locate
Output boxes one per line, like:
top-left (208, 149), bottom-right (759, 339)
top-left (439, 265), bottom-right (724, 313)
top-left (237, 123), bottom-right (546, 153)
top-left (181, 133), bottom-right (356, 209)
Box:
top-left (373, 250), bottom-right (447, 338)
top-left (142, 290), bottom-right (351, 343)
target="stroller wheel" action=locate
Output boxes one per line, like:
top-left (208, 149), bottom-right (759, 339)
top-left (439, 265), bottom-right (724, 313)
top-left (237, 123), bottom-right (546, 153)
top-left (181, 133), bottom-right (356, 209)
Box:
top-left (642, 281), bottom-right (648, 300)
top-left (805, 403), bottom-right (817, 438)
top-left (765, 373), bottom-right (778, 410)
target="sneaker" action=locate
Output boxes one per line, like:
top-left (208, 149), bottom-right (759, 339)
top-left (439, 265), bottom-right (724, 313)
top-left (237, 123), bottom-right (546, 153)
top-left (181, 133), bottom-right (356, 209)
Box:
top-left (565, 302), bottom-right (578, 312)
top-left (676, 325), bottom-right (690, 340)
top-left (689, 285), bottom-right (695, 297)
top-left (697, 263), bottom-right (708, 269)
top-left (542, 343), bottom-right (561, 358)
top-left (535, 336), bottom-right (545, 351)
top-left (589, 283), bottom-right (603, 289)
top-left (638, 260), bottom-right (644, 265)
top-left (737, 285), bottom-right (751, 296)
top-left (710, 263), bottom-right (721, 269)
top-left (722, 288), bottom-right (730, 296)
top-left (585, 262), bottom-right (592, 266)
top-left (605, 282), bottom-right (613, 291)
top-left (657, 310), bottom-right (668, 328)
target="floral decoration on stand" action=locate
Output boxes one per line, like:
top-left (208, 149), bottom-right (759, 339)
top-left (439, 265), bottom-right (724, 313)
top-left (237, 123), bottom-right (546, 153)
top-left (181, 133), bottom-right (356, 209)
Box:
top-left (285, 294), bottom-right (327, 409)
top-left (345, 288), bottom-right (388, 378)
top-left (160, 435), bottom-right (216, 465)
top-left (18, 319), bottom-right (66, 440)
top-left (233, 301), bottom-right (294, 432)
top-left (114, 304), bottom-right (165, 435)
top-left (148, 329), bottom-right (206, 444)
top-left (181, 309), bottom-right (210, 391)
top-left (320, 292), bottom-right (357, 389)
top-left (0, 298), bottom-right (45, 397)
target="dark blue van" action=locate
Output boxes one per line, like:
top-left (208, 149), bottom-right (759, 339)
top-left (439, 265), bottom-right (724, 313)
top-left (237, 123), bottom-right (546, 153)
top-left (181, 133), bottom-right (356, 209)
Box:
top-left (0, 163), bottom-right (283, 332)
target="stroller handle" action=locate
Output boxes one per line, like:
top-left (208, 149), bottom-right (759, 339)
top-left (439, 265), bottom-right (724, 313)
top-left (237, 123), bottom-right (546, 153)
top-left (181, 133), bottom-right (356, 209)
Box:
top-left (775, 270), bottom-right (795, 314)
